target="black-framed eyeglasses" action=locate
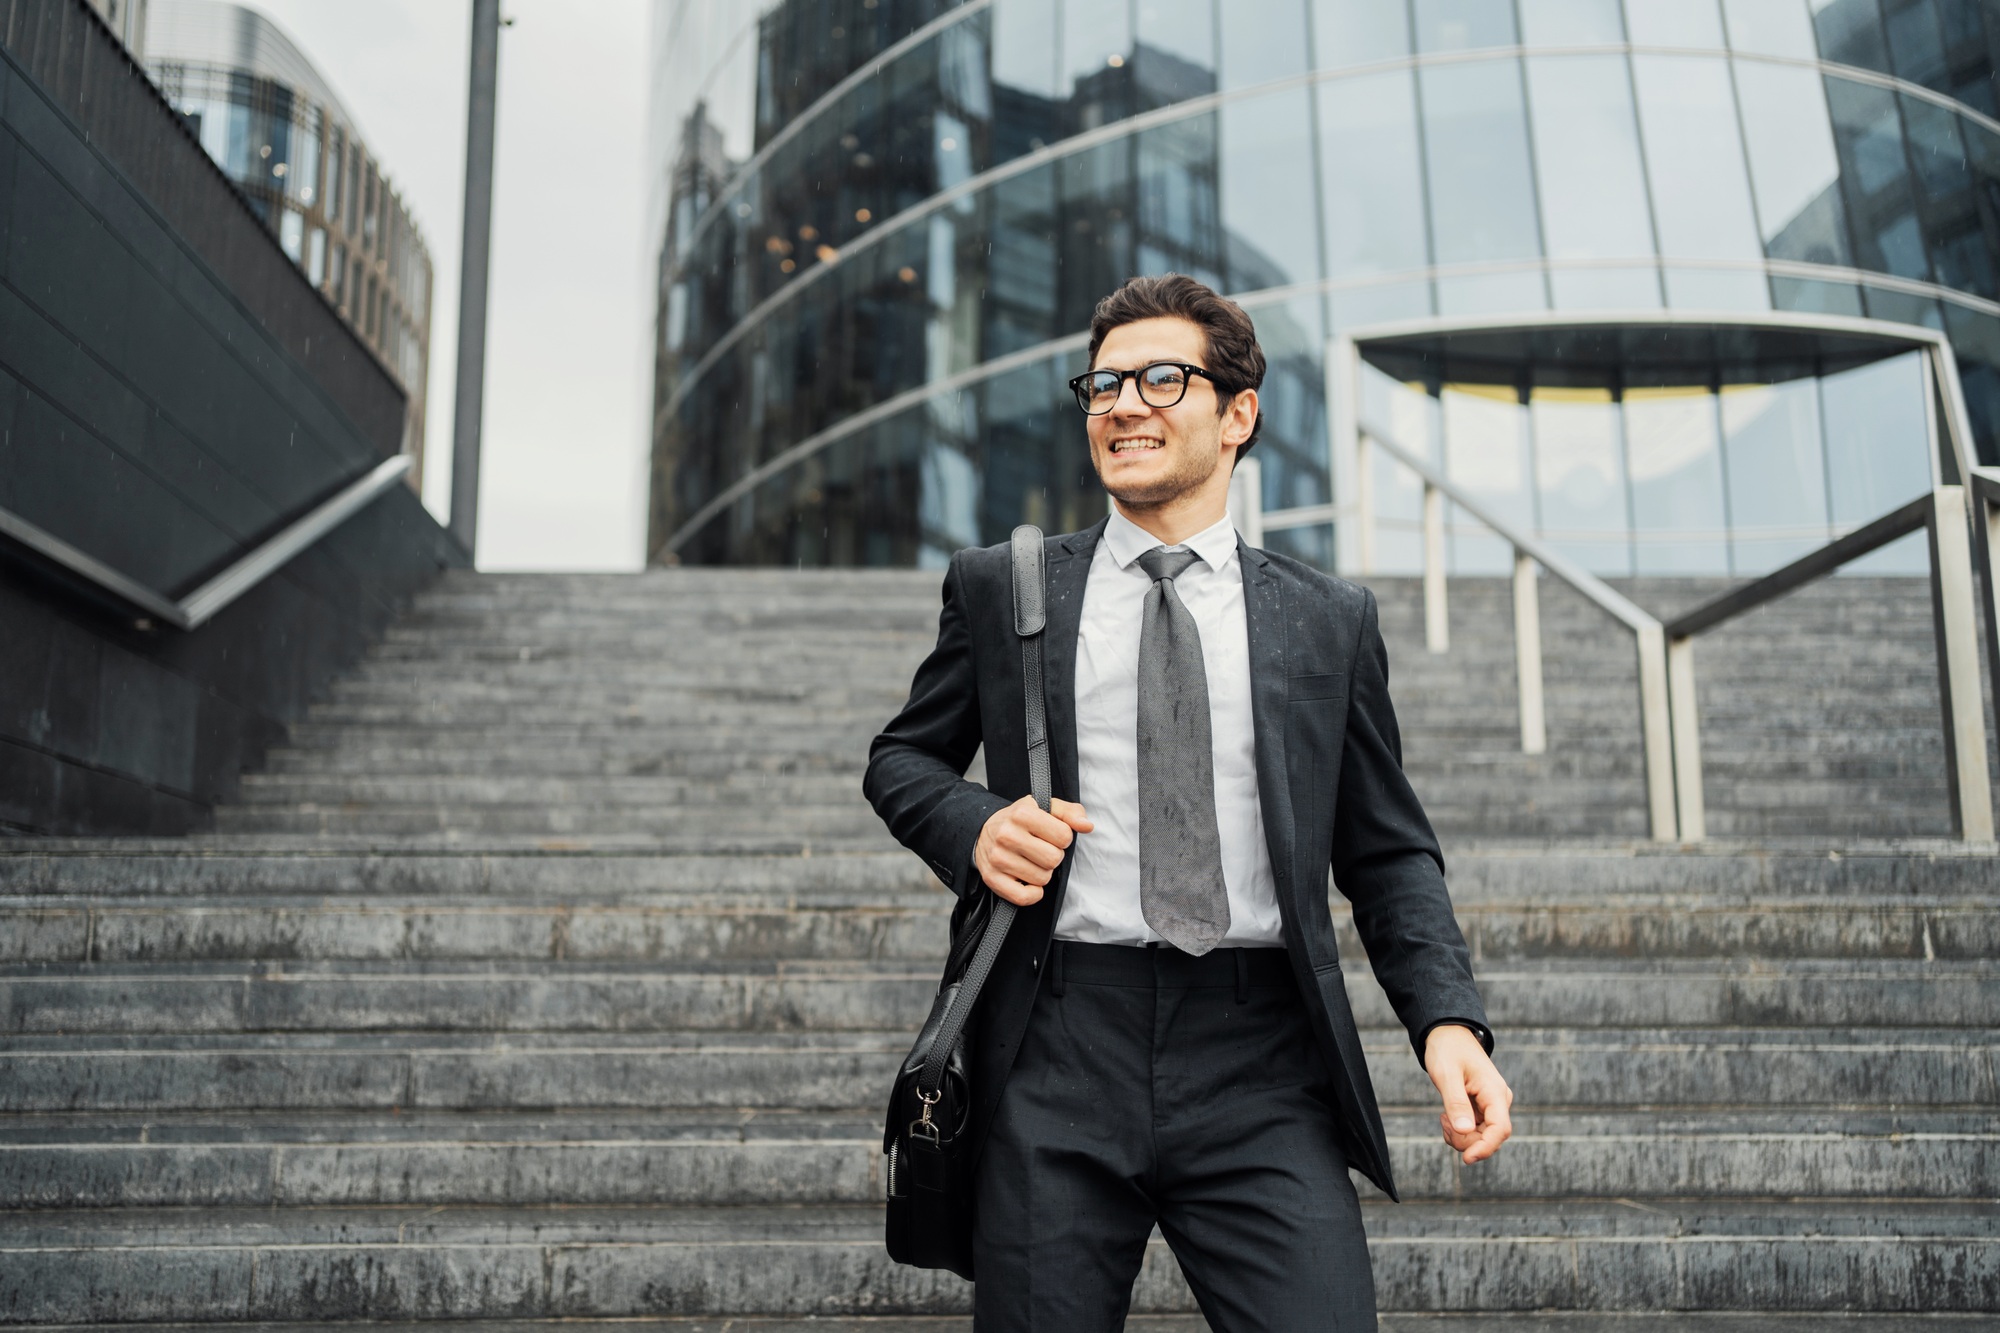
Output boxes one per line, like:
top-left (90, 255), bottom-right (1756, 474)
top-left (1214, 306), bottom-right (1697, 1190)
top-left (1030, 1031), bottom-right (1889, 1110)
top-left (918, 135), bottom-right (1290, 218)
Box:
top-left (1068, 362), bottom-right (1225, 415)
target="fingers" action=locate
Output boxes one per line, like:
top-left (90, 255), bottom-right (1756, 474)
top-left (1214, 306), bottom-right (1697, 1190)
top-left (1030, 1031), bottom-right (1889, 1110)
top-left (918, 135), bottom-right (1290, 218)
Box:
top-left (1430, 1060), bottom-right (1477, 1148)
top-left (1051, 798), bottom-right (1095, 833)
top-left (981, 871), bottom-right (1044, 907)
top-left (1459, 1070), bottom-right (1515, 1165)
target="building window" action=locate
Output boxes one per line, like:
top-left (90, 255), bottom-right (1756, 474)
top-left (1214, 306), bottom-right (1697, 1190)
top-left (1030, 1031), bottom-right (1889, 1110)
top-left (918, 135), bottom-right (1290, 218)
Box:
top-left (307, 227), bottom-right (326, 286)
top-left (279, 208), bottom-right (304, 262)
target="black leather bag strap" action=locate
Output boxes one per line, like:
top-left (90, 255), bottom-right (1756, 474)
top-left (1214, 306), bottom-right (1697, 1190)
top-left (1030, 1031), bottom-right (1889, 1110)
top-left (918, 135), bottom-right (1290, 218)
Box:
top-left (917, 525), bottom-right (1047, 1098)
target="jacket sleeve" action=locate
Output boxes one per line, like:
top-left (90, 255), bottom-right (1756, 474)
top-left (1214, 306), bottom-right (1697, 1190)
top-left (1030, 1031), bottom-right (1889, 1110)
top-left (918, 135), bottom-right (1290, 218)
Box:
top-left (1330, 587), bottom-right (1493, 1060)
top-left (863, 550), bottom-right (1010, 897)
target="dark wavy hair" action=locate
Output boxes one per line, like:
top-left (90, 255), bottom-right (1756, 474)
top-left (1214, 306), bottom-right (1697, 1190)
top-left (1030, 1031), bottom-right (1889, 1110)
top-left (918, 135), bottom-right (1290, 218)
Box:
top-left (1086, 273), bottom-right (1266, 454)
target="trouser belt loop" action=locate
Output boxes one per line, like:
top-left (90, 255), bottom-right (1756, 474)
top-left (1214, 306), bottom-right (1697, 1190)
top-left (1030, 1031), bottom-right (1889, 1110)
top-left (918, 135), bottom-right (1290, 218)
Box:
top-left (1233, 947), bottom-right (1248, 1004)
top-left (1049, 939), bottom-right (1066, 998)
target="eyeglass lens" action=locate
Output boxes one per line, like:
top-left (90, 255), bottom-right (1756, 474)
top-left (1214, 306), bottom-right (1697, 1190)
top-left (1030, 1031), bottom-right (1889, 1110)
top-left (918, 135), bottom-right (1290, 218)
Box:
top-left (1077, 363), bottom-right (1192, 414)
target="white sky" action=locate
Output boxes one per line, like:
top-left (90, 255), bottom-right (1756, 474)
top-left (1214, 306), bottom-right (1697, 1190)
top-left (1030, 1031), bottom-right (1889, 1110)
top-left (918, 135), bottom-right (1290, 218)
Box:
top-left (241, 0), bottom-right (652, 570)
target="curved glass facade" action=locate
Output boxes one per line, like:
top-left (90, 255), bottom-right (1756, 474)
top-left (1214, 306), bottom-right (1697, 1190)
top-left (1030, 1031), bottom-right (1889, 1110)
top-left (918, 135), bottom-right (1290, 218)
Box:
top-left (648, 0), bottom-right (2000, 571)
top-left (149, 0), bottom-right (436, 478)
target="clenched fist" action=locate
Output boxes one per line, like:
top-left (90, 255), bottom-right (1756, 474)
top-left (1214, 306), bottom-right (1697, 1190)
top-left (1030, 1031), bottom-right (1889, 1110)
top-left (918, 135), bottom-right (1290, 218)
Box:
top-left (973, 795), bottom-right (1094, 906)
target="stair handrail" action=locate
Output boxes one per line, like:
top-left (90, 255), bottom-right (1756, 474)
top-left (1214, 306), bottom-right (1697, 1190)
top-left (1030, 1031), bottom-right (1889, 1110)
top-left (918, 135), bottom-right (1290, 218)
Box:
top-left (1357, 419), bottom-right (1678, 842)
top-left (1657, 486), bottom-right (1994, 843)
top-left (0, 454), bottom-right (413, 632)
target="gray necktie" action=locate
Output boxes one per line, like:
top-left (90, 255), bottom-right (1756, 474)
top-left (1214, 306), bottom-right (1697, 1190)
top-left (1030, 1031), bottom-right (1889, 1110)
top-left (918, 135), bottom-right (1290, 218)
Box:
top-left (1135, 546), bottom-right (1230, 955)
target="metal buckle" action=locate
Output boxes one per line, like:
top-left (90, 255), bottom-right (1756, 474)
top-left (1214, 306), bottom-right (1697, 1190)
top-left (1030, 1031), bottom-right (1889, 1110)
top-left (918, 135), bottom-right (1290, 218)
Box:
top-left (910, 1086), bottom-right (941, 1144)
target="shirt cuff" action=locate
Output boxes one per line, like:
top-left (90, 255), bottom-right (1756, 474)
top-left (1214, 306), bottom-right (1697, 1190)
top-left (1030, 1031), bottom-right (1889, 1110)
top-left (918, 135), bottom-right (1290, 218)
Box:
top-left (1417, 1017), bottom-right (1494, 1059)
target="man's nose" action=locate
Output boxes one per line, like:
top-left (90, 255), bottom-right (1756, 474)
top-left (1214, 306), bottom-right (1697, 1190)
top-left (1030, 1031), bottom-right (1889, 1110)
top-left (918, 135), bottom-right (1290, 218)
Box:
top-left (1111, 376), bottom-right (1154, 417)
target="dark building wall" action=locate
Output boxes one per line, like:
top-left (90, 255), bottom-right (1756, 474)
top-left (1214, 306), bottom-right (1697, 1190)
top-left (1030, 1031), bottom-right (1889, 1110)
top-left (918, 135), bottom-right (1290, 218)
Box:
top-left (0, 0), bottom-right (466, 835)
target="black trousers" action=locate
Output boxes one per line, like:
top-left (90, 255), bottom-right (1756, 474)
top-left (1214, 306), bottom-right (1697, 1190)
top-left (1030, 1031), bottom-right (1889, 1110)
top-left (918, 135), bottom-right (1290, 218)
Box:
top-left (971, 941), bottom-right (1375, 1332)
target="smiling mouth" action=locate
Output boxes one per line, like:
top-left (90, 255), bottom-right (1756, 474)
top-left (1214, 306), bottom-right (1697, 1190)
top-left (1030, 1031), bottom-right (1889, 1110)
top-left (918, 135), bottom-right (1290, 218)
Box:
top-left (1108, 438), bottom-right (1164, 454)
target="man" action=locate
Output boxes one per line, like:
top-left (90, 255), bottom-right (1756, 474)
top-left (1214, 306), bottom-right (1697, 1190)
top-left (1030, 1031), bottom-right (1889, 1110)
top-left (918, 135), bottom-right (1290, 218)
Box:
top-left (864, 274), bottom-right (1511, 1331)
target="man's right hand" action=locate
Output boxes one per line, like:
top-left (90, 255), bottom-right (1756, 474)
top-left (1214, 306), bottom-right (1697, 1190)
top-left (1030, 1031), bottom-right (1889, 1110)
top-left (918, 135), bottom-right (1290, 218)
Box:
top-left (973, 795), bottom-right (1093, 905)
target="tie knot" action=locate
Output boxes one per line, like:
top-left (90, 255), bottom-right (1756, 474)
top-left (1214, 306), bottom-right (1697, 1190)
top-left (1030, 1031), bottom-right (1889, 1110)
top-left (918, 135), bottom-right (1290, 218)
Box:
top-left (1137, 546), bottom-right (1201, 584)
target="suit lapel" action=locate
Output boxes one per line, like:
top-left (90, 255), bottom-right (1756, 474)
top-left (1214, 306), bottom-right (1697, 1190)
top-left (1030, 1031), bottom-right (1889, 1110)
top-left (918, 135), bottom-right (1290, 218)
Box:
top-left (1240, 541), bottom-right (1296, 902)
top-left (1042, 518), bottom-right (1104, 805)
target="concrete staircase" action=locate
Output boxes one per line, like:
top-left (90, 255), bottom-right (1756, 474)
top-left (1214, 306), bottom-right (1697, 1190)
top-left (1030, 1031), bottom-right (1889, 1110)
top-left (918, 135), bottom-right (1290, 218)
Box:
top-left (0, 567), bottom-right (1994, 1328)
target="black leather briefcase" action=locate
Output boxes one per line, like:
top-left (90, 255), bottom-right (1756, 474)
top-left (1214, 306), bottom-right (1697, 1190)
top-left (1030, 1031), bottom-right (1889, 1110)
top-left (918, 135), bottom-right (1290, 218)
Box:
top-left (883, 524), bottom-right (1048, 1279)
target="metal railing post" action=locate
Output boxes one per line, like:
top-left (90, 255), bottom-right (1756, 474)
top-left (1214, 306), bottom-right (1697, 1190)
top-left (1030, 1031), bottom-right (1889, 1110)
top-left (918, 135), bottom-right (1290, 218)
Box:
top-left (1423, 483), bottom-right (1448, 653)
top-left (1635, 624), bottom-right (1679, 842)
top-left (1356, 440), bottom-right (1376, 576)
top-left (1512, 551), bottom-right (1546, 755)
top-left (1666, 635), bottom-right (1705, 843)
top-left (1971, 468), bottom-right (2000, 740)
top-left (1926, 485), bottom-right (1997, 842)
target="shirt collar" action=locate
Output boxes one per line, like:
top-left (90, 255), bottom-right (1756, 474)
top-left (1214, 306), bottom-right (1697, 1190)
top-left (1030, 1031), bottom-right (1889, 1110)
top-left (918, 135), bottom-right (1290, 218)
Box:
top-left (1102, 506), bottom-right (1240, 574)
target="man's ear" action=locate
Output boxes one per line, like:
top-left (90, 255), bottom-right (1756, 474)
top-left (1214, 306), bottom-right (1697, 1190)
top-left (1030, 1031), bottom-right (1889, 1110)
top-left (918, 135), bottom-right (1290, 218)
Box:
top-left (1221, 388), bottom-right (1259, 448)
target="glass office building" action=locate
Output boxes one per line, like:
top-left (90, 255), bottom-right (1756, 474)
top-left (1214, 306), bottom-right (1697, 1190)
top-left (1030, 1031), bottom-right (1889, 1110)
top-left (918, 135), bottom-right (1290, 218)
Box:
top-left (147, 0), bottom-right (435, 481)
top-left (648, 0), bottom-right (2000, 574)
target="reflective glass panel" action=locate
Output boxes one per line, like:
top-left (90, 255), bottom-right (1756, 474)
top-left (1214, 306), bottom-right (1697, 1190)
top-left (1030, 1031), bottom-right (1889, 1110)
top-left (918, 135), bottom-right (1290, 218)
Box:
top-left (1825, 79), bottom-right (1931, 279)
top-left (1250, 295), bottom-right (1332, 509)
top-left (1519, 0), bottom-right (1625, 44)
top-left (1532, 387), bottom-right (1632, 573)
top-left (1733, 60), bottom-right (1854, 266)
top-left (1064, 0), bottom-right (1134, 90)
top-left (1552, 266), bottom-right (1666, 308)
top-left (1943, 303), bottom-right (2000, 468)
top-left (1414, 0), bottom-right (1518, 52)
top-left (1820, 350), bottom-right (1932, 570)
top-left (1312, 0), bottom-right (1412, 65)
top-left (1135, 0), bottom-right (1218, 88)
top-left (1439, 269), bottom-right (1550, 314)
top-left (1357, 369), bottom-right (1440, 574)
top-left (995, 0), bottom-right (1061, 97)
top-left (1771, 274), bottom-right (1866, 313)
top-left (1883, 0), bottom-right (1951, 86)
top-left (1625, 386), bottom-right (1730, 573)
top-left (1810, 0), bottom-right (1892, 72)
top-left (1221, 88), bottom-right (1323, 290)
top-left (1721, 379), bottom-right (1830, 570)
top-left (1442, 384), bottom-right (1532, 573)
top-left (1420, 58), bottom-right (1544, 264)
top-left (1220, 0), bottom-right (1311, 88)
top-left (1526, 55), bottom-right (1657, 262)
top-left (1630, 55), bottom-right (1766, 305)
top-left (1320, 69), bottom-right (1429, 278)
top-left (1722, 0), bottom-right (1819, 56)
top-left (1136, 115), bottom-right (1225, 287)
top-left (1624, 0), bottom-right (1726, 46)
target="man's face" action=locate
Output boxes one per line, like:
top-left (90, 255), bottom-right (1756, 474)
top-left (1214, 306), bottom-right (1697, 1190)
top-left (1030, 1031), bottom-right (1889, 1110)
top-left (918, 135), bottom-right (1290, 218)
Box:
top-left (1085, 316), bottom-right (1244, 510)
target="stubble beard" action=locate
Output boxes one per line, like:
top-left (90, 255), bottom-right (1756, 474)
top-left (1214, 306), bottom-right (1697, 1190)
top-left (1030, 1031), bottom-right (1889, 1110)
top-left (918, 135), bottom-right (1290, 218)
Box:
top-left (1093, 431), bottom-right (1222, 513)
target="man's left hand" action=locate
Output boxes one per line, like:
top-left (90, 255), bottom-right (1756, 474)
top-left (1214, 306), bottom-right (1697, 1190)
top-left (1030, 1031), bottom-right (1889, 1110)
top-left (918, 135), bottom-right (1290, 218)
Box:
top-left (1423, 1024), bottom-right (1513, 1165)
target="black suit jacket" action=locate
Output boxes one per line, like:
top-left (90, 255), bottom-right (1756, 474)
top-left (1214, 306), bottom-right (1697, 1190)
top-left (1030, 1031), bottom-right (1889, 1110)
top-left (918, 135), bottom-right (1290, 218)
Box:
top-left (863, 518), bottom-right (1490, 1200)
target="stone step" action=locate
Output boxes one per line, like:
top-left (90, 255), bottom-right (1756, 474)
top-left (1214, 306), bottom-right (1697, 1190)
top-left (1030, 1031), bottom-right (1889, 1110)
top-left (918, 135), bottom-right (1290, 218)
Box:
top-left (4, 959), bottom-right (1993, 1036)
top-left (1, 1109), bottom-right (1989, 1209)
top-left (3, 840), bottom-right (1994, 898)
top-left (7, 890), bottom-right (1990, 965)
top-left (212, 803), bottom-right (882, 838)
top-left (0, 1027), bottom-right (1986, 1112)
top-left (19, 1312), bottom-right (2000, 1320)
top-left (0, 1201), bottom-right (1991, 1321)
top-left (230, 773), bottom-right (877, 806)
top-left (0, 847), bottom-right (940, 897)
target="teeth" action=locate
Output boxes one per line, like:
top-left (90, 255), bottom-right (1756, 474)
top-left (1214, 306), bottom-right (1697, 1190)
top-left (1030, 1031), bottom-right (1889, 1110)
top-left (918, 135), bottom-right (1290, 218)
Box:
top-left (1111, 441), bottom-right (1161, 453)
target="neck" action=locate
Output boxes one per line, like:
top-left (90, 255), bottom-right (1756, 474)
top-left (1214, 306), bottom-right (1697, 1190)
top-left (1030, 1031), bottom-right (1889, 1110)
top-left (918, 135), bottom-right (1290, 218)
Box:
top-left (1112, 491), bottom-right (1230, 548)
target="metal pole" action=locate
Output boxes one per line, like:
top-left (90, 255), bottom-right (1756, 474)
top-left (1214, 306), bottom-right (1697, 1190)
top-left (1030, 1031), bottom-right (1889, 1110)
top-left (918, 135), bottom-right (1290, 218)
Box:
top-left (1423, 482), bottom-right (1448, 653)
top-left (449, 0), bottom-right (502, 557)
top-left (1636, 623), bottom-right (1678, 842)
top-left (1666, 635), bottom-right (1705, 842)
top-left (1512, 551), bottom-right (1546, 755)
top-left (1926, 486), bottom-right (1996, 842)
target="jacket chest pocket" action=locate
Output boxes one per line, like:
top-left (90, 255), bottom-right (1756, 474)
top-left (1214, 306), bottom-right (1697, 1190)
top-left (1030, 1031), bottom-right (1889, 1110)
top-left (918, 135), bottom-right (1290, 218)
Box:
top-left (1287, 672), bottom-right (1345, 703)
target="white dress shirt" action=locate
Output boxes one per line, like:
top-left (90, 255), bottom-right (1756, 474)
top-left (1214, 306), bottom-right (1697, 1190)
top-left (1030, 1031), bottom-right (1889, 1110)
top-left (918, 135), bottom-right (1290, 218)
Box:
top-left (1054, 507), bottom-right (1285, 947)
